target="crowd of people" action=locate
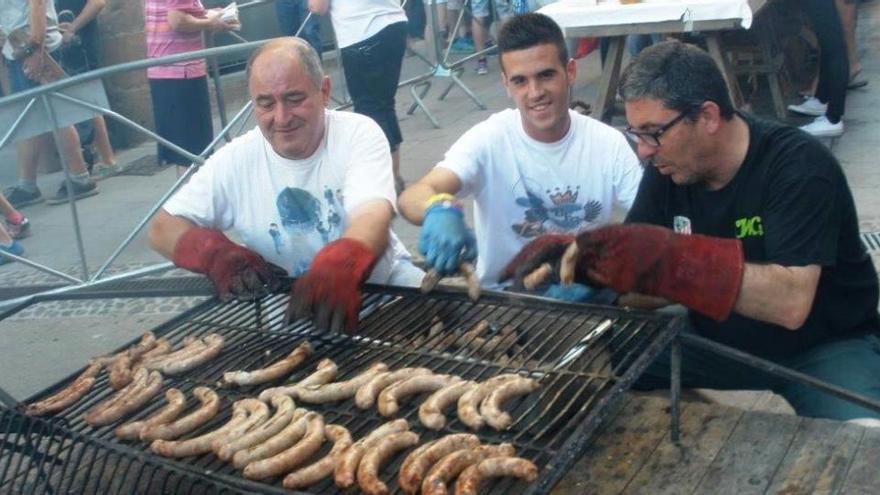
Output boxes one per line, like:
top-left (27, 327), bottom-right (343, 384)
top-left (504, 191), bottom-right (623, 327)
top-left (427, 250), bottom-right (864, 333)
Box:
top-left (0, 1), bottom-right (876, 422)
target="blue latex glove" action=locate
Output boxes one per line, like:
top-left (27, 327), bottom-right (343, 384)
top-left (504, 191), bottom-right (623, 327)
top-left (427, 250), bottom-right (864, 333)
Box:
top-left (419, 205), bottom-right (477, 275)
top-left (543, 283), bottom-right (595, 302)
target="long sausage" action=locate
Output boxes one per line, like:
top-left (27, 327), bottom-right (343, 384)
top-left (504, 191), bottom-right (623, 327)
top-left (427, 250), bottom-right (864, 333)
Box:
top-left (296, 362), bottom-right (388, 403)
top-left (398, 433), bottom-right (481, 494)
top-left (454, 457), bottom-right (539, 495)
top-left (378, 374), bottom-right (460, 417)
top-left (140, 386), bottom-right (220, 441)
top-left (334, 419), bottom-right (409, 489)
top-left (140, 338), bottom-right (207, 369)
top-left (457, 374), bottom-right (523, 430)
top-left (232, 408), bottom-right (308, 469)
top-left (216, 395), bottom-right (295, 462)
top-left (354, 367), bottom-right (432, 410)
top-left (149, 334), bottom-right (224, 375)
top-left (87, 370), bottom-right (163, 427)
top-left (242, 412), bottom-right (325, 480)
top-left (421, 444), bottom-right (516, 495)
top-left (83, 367), bottom-right (149, 426)
top-left (22, 360), bottom-right (103, 417)
top-left (139, 338), bottom-right (172, 361)
top-left (357, 431), bottom-right (420, 495)
top-left (479, 377), bottom-right (540, 431)
top-left (210, 398), bottom-right (270, 454)
top-left (108, 353), bottom-right (134, 390)
top-left (151, 400), bottom-right (251, 458)
top-left (222, 341), bottom-right (312, 387)
top-left (282, 424), bottom-right (352, 489)
top-left (258, 358), bottom-right (338, 401)
top-left (419, 381), bottom-right (478, 430)
top-left (114, 388), bottom-right (186, 440)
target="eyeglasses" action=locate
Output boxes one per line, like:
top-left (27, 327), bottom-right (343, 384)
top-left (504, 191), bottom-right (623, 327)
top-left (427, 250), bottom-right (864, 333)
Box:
top-left (623, 112), bottom-right (687, 147)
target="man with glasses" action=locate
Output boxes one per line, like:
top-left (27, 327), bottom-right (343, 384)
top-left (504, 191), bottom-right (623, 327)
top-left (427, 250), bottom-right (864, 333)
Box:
top-left (508, 40), bottom-right (880, 422)
top-left (398, 13), bottom-right (642, 301)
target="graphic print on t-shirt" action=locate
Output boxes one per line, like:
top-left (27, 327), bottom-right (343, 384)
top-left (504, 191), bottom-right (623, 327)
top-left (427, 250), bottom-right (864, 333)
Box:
top-left (511, 179), bottom-right (603, 238)
top-left (274, 186), bottom-right (344, 275)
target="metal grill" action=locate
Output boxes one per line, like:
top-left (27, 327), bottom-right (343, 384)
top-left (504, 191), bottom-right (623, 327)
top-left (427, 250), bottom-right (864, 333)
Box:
top-left (2, 285), bottom-right (682, 495)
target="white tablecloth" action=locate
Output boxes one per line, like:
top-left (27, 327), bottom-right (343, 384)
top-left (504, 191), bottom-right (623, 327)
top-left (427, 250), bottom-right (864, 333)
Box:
top-left (538, 0), bottom-right (754, 33)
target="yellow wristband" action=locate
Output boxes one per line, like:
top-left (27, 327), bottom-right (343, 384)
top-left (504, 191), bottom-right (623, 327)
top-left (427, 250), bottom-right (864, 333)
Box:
top-left (425, 193), bottom-right (459, 209)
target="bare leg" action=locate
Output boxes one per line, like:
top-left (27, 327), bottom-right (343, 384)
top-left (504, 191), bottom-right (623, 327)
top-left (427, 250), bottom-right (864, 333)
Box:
top-left (472, 16), bottom-right (488, 54)
top-left (0, 193), bottom-right (17, 216)
top-left (835, 0), bottom-right (860, 78)
top-left (0, 223), bottom-right (12, 244)
top-left (92, 116), bottom-right (116, 165)
top-left (17, 138), bottom-right (40, 183)
top-left (58, 126), bottom-right (88, 175)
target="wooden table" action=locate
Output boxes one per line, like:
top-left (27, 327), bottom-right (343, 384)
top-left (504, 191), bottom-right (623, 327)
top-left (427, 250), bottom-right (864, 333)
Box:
top-left (541, 0), bottom-right (772, 121)
top-left (550, 394), bottom-right (880, 495)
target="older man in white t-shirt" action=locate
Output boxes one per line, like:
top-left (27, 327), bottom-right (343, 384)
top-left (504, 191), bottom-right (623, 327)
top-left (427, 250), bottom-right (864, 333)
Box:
top-left (398, 12), bottom-right (641, 300)
top-left (149, 37), bottom-right (421, 333)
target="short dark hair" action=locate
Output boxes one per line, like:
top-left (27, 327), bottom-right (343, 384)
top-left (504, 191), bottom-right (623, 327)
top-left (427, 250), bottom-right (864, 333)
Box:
top-left (497, 13), bottom-right (568, 70)
top-left (619, 40), bottom-right (735, 120)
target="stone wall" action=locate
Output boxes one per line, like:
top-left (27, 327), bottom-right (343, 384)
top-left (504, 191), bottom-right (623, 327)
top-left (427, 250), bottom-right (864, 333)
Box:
top-left (96, 0), bottom-right (151, 148)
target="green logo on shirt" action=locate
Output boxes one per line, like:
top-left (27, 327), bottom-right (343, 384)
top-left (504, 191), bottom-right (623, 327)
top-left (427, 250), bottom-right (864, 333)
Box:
top-left (735, 216), bottom-right (764, 239)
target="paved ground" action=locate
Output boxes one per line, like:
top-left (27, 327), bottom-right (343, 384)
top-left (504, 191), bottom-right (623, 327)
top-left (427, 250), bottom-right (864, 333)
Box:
top-left (0, 3), bottom-right (878, 412)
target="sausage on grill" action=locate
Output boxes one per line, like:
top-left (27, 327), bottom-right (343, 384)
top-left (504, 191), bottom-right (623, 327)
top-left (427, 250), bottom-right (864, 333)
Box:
top-left (216, 395), bottom-right (295, 462)
top-left (378, 374), bottom-right (460, 417)
top-left (398, 433), bottom-right (480, 495)
top-left (232, 408), bottom-right (308, 469)
top-left (454, 457), bottom-right (539, 495)
top-left (211, 398), bottom-right (270, 454)
top-left (22, 360), bottom-right (103, 417)
top-left (357, 430), bottom-right (420, 495)
top-left (114, 388), bottom-right (186, 440)
top-left (258, 358), bottom-right (338, 401)
top-left (282, 424), bottom-right (352, 489)
top-left (479, 377), bottom-right (540, 431)
top-left (421, 444), bottom-right (516, 495)
top-left (147, 334), bottom-right (224, 375)
top-left (140, 338), bottom-right (206, 369)
top-left (140, 386), bottom-right (220, 441)
top-left (419, 381), bottom-right (478, 430)
top-left (457, 374), bottom-right (523, 430)
top-left (222, 341), bottom-right (312, 387)
top-left (83, 367), bottom-right (149, 426)
top-left (296, 362), bottom-right (388, 404)
top-left (151, 399), bottom-right (252, 458)
top-left (243, 411), bottom-right (325, 480)
top-left (334, 419), bottom-right (409, 489)
top-left (108, 353), bottom-right (134, 390)
top-left (355, 367), bottom-right (432, 410)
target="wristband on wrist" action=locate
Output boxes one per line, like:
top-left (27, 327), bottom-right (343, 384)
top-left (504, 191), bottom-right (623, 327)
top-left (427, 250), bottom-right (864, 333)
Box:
top-left (424, 193), bottom-right (462, 214)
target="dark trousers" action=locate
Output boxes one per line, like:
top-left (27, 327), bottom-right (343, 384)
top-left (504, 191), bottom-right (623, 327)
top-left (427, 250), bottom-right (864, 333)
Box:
top-left (149, 77), bottom-right (213, 166)
top-left (801, 0), bottom-right (849, 122)
top-left (274, 0), bottom-right (322, 58)
top-left (340, 21), bottom-right (408, 151)
top-left (634, 313), bottom-right (880, 421)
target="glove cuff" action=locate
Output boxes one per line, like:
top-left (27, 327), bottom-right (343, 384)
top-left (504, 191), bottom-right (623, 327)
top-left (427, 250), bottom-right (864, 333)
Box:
top-left (171, 227), bottom-right (233, 275)
top-left (318, 238), bottom-right (378, 284)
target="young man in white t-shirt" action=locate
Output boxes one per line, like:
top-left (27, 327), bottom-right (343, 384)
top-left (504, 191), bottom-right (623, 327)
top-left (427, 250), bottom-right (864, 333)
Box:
top-left (398, 13), bottom-right (642, 299)
top-left (148, 37), bottom-right (421, 333)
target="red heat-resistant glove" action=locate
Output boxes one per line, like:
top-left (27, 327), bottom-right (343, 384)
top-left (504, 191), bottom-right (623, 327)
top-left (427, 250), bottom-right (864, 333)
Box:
top-left (576, 224), bottom-right (744, 321)
top-left (288, 238), bottom-right (378, 334)
top-left (172, 227), bottom-right (280, 301)
top-left (499, 234), bottom-right (575, 288)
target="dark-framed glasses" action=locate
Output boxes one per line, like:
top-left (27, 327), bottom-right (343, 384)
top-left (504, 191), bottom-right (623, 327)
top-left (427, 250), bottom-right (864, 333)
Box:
top-left (624, 111), bottom-right (687, 147)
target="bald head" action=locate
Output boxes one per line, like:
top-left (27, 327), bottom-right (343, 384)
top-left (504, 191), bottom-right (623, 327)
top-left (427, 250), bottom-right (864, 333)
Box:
top-left (246, 37), bottom-right (324, 90)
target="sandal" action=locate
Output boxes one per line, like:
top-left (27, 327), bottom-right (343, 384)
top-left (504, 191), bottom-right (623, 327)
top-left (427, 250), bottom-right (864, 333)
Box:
top-left (848, 69), bottom-right (868, 90)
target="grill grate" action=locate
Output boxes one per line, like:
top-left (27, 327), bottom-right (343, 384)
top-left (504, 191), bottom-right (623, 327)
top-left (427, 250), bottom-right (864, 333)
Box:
top-left (2, 285), bottom-right (682, 494)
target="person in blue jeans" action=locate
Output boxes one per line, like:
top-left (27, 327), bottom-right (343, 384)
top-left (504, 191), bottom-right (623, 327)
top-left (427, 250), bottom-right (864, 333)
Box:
top-left (274, 0), bottom-right (322, 58)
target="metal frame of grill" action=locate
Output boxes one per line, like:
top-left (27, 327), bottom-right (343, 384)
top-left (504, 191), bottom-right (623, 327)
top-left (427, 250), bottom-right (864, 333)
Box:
top-left (1, 283), bottom-right (685, 494)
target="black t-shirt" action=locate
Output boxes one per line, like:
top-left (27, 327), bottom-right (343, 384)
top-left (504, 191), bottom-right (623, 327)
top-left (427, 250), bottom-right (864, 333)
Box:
top-left (626, 112), bottom-right (879, 358)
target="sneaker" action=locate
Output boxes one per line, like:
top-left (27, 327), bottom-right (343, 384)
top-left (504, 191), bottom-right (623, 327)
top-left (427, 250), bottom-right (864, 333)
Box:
top-left (0, 240), bottom-right (24, 265)
top-left (799, 115), bottom-right (844, 138)
top-left (5, 217), bottom-right (30, 240)
top-left (788, 96), bottom-right (827, 117)
top-left (476, 58), bottom-right (489, 75)
top-left (450, 37), bottom-right (475, 54)
top-left (46, 180), bottom-right (99, 205)
top-left (3, 186), bottom-right (43, 209)
top-left (92, 163), bottom-right (119, 180)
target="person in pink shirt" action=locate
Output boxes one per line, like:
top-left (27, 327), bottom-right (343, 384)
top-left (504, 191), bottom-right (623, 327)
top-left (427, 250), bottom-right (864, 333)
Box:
top-left (144, 0), bottom-right (238, 175)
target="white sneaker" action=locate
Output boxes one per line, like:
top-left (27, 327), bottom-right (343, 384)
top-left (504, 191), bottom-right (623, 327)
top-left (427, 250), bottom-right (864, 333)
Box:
top-left (799, 115), bottom-right (844, 137)
top-left (788, 96), bottom-right (827, 117)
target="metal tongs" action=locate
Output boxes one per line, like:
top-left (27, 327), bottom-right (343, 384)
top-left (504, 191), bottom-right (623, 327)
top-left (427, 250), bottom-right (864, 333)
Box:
top-left (553, 318), bottom-right (614, 371)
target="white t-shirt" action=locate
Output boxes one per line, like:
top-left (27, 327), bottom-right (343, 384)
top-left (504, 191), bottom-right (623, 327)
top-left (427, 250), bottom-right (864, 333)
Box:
top-left (328, 0), bottom-right (407, 49)
top-left (0, 1), bottom-right (63, 60)
top-left (163, 110), bottom-right (415, 285)
top-left (438, 109), bottom-right (643, 288)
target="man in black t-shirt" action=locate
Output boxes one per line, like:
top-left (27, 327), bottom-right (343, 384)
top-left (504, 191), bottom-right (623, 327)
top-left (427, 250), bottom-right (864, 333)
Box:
top-left (505, 40), bottom-right (880, 422)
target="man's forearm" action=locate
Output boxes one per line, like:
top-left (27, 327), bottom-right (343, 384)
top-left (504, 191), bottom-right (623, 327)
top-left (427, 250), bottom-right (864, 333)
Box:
top-left (308, 0), bottom-right (330, 15)
top-left (148, 210), bottom-right (198, 260)
top-left (733, 263), bottom-right (820, 330)
top-left (28, 0), bottom-right (47, 45)
top-left (397, 183), bottom-right (438, 225)
top-left (342, 200), bottom-right (394, 256)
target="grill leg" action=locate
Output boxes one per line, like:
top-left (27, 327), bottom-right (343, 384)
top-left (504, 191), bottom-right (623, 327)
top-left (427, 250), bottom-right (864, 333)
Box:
top-left (670, 338), bottom-right (682, 444)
